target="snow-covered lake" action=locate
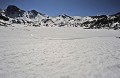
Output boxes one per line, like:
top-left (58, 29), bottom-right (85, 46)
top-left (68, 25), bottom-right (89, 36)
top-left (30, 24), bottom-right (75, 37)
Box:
top-left (0, 25), bottom-right (120, 78)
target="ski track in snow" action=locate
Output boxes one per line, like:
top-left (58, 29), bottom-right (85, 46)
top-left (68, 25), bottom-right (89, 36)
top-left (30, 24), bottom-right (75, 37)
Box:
top-left (0, 25), bottom-right (120, 78)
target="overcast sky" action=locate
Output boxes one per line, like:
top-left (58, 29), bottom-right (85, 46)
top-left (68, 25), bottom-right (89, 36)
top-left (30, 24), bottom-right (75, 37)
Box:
top-left (0, 0), bottom-right (120, 16)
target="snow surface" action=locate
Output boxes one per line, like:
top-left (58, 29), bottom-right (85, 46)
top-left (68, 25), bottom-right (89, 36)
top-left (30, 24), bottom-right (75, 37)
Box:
top-left (0, 25), bottom-right (120, 78)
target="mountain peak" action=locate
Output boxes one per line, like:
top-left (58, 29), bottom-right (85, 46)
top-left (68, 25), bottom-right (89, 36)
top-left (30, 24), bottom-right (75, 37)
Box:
top-left (6, 5), bottom-right (20, 12)
top-left (0, 5), bottom-right (120, 29)
top-left (5, 5), bottom-right (25, 18)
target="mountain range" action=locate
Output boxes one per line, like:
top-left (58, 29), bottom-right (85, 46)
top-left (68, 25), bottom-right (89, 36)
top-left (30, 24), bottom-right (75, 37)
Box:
top-left (0, 5), bottom-right (120, 29)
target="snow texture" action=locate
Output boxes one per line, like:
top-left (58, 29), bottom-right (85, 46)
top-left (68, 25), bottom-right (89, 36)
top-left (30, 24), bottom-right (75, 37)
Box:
top-left (0, 25), bottom-right (120, 78)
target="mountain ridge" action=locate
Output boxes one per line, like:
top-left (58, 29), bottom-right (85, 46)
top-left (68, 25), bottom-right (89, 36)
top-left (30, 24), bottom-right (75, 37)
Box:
top-left (0, 5), bottom-right (120, 29)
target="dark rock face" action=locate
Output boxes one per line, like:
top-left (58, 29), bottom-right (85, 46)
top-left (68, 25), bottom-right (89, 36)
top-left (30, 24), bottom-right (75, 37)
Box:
top-left (90, 15), bottom-right (108, 19)
top-left (0, 5), bottom-right (120, 29)
top-left (4, 5), bottom-right (46, 19)
top-left (43, 19), bottom-right (53, 23)
top-left (0, 14), bottom-right (9, 21)
top-left (5, 5), bottom-right (25, 18)
top-left (0, 14), bottom-right (9, 26)
top-left (28, 10), bottom-right (39, 18)
top-left (58, 14), bottom-right (73, 20)
top-left (82, 13), bottom-right (120, 29)
top-left (31, 10), bottom-right (39, 17)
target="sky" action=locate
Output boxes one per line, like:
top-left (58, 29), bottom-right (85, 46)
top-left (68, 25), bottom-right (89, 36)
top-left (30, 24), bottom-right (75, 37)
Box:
top-left (0, 0), bottom-right (120, 16)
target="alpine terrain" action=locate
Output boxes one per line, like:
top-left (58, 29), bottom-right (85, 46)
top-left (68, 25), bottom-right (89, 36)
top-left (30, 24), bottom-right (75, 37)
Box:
top-left (0, 5), bottom-right (120, 78)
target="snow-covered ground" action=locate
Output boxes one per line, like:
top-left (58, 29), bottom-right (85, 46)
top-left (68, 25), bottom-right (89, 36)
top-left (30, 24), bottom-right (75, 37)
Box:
top-left (0, 24), bottom-right (120, 78)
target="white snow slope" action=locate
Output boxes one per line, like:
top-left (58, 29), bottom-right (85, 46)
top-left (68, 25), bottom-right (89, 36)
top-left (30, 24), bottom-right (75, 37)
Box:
top-left (0, 25), bottom-right (120, 78)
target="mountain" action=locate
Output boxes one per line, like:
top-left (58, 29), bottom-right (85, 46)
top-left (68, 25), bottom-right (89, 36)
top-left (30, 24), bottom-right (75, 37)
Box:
top-left (0, 5), bottom-right (120, 29)
top-left (82, 14), bottom-right (120, 30)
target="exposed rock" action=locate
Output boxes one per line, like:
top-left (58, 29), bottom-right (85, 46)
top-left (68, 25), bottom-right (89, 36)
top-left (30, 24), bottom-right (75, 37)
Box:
top-left (5, 5), bottom-right (25, 18)
top-left (0, 14), bottom-right (9, 21)
top-left (0, 5), bottom-right (120, 29)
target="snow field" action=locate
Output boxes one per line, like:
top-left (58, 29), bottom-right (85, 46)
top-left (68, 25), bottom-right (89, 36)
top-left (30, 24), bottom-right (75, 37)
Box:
top-left (0, 25), bottom-right (120, 78)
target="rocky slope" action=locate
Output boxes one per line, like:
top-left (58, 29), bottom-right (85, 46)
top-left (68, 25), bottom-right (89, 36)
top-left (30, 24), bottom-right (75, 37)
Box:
top-left (0, 5), bottom-right (120, 29)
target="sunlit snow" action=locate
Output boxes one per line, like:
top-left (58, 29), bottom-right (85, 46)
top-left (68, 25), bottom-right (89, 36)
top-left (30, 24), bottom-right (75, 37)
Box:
top-left (0, 24), bottom-right (120, 78)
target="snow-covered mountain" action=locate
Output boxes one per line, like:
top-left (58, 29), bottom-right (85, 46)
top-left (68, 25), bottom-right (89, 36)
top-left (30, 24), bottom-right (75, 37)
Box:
top-left (0, 5), bottom-right (120, 29)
